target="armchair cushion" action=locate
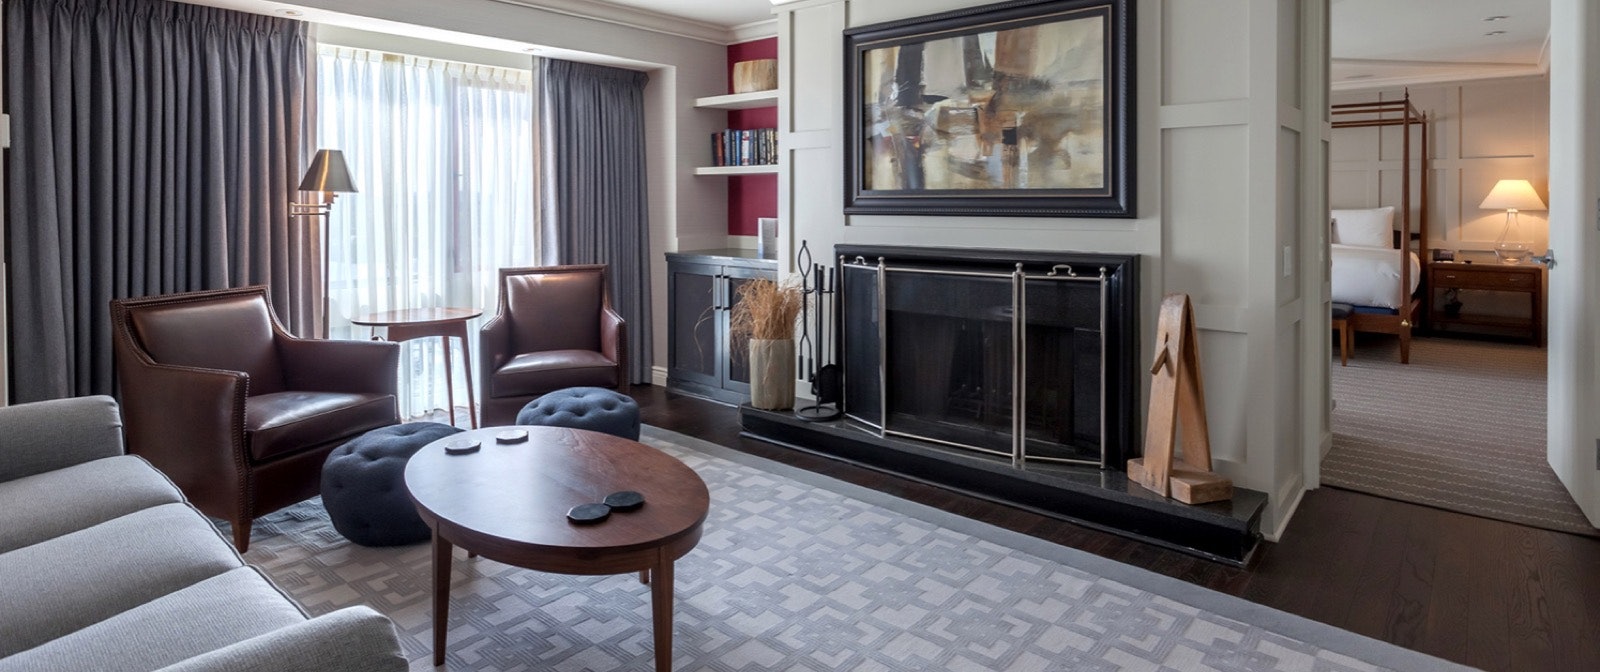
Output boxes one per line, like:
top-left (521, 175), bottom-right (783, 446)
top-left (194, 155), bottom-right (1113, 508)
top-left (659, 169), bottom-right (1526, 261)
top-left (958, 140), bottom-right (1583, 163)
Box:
top-left (506, 271), bottom-right (602, 354)
top-left (125, 293), bottom-right (288, 395)
top-left (0, 455), bottom-right (182, 554)
top-left (491, 349), bottom-right (619, 397)
top-left (245, 392), bottom-right (398, 462)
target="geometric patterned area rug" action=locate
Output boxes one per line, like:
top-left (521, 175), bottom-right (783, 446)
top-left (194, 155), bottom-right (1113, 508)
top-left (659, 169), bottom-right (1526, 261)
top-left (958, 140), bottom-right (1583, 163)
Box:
top-left (1326, 337), bottom-right (1597, 537)
top-left (241, 426), bottom-right (1471, 672)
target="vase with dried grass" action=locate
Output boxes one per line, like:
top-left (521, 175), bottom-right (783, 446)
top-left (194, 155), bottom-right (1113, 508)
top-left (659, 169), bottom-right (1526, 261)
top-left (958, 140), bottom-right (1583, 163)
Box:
top-left (729, 277), bottom-right (803, 410)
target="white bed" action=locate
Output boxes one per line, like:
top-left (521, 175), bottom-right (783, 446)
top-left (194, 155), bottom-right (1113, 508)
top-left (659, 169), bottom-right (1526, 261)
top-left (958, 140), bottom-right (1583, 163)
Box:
top-left (1331, 243), bottom-right (1421, 311)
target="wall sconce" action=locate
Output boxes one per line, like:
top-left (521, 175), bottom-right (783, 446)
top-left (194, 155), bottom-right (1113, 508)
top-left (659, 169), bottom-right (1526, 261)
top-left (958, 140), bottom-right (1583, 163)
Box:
top-left (291, 149), bottom-right (357, 335)
top-left (1478, 179), bottom-right (1545, 264)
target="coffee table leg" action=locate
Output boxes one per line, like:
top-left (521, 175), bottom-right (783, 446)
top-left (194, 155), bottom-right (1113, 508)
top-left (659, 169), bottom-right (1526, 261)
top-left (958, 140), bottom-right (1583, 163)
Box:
top-left (650, 554), bottom-right (673, 672)
top-left (432, 530), bottom-right (453, 666)
top-left (639, 569), bottom-right (649, 584)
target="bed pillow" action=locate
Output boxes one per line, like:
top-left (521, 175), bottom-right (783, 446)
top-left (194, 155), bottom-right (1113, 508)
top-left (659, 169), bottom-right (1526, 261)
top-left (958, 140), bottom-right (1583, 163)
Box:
top-left (1330, 207), bottom-right (1394, 248)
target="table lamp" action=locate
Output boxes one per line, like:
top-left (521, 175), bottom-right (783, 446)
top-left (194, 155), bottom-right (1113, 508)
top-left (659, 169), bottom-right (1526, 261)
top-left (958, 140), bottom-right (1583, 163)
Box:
top-left (1479, 179), bottom-right (1545, 264)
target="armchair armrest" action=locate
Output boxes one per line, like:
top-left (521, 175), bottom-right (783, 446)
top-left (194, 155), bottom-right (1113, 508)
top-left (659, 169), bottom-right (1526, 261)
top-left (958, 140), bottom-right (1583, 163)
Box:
top-left (115, 357), bottom-right (249, 517)
top-left (601, 307), bottom-right (628, 392)
top-left (479, 314), bottom-right (512, 376)
top-left (153, 607), bottom-right (406, 672)
top-left (0, 395), bottom-right (125, 484)
top-left (278, 337), bottom-right (399, 396)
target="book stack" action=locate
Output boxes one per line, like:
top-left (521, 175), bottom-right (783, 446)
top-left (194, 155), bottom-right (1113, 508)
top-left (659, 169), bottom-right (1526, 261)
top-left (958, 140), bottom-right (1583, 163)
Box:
top-left (711, 128), bottom-right (777, 167)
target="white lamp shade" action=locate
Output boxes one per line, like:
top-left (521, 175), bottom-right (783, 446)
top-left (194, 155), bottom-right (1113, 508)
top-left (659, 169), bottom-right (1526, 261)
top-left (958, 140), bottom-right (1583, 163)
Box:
top-left (1479, 179), bottom-right (1546, 212)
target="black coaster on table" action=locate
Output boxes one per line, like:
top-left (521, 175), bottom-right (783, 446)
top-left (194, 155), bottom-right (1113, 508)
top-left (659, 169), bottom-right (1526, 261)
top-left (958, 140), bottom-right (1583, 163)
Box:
top-left (443, 439), bottom-right (481, 455)
top-left (603, 490), bottom-right (645, 511)
top-left (566, 502), bottom-right (611, 524)
top-left (495, 429), bottom-right (528, 444)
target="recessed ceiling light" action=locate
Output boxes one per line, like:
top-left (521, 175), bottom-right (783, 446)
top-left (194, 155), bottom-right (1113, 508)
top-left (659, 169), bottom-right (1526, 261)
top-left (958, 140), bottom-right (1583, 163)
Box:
top-left (1346, 74), bottom-right (1374, 80)
top-left (276, 9), bottom-right (303, 17)
top-left (523, 47), bottom-right (541, 54)
top-left (1483, 15), bottom-right (1509, 22)
top-left (1485, 30), bottom-right (1508, 36)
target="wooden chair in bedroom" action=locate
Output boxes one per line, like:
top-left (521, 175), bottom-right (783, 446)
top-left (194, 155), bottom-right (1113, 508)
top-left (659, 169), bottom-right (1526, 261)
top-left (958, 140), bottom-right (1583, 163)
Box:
top-left (1331, 303), bottom-right (1353, 366)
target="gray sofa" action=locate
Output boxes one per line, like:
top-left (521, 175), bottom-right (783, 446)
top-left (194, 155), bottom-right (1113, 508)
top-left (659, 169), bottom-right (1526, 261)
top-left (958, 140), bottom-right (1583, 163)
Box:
top-left (0, 396), bottom-right (407, 672)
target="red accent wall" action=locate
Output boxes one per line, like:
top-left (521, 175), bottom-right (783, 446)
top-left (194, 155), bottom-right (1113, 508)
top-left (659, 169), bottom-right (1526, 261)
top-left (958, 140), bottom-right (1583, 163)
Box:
top-left (725, 38), bottom-right (778, 237)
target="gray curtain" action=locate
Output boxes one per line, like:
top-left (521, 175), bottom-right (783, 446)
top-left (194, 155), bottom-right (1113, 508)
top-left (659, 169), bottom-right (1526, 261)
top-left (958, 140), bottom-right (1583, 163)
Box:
top-left (539, 59), bottom-right (653, 385)
top-left (4, 0), bottom-right (308, 401)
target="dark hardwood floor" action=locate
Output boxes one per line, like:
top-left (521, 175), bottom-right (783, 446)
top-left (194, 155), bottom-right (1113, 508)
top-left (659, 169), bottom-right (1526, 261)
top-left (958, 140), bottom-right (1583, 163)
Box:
top-left (629, 384), bottom-right (1600, 672)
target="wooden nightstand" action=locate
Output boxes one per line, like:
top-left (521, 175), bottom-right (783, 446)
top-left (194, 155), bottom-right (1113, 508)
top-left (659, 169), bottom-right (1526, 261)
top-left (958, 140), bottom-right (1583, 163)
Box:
top-left (1427, 261), bottom-right (1543, 345)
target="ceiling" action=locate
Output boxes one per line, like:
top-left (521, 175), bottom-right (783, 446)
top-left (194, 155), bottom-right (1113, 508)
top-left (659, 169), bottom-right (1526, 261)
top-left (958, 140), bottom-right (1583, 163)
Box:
top-left (1332, 0), bottom-right (1549, 89)
top-left (598, 0), bottom-right (773, 28)
top-left (178, 0), bottom-right (1553, 89)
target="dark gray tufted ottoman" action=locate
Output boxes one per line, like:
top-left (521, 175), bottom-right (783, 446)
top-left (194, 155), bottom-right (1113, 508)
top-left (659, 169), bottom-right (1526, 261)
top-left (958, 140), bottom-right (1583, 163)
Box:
top-left (321, 422), bottom-right (462, 546)
top-left (515, 387), bottom-right (640, 440)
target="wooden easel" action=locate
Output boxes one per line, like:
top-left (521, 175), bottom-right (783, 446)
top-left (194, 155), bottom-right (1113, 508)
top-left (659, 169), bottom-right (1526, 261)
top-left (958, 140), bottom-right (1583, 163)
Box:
top-left (1127, 293), bottom-right (1233, 505)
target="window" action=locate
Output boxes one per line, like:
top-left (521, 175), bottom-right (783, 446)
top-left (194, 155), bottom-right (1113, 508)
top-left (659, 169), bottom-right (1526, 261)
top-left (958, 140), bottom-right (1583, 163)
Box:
top-left (315, 46), bottom-right (538, 419)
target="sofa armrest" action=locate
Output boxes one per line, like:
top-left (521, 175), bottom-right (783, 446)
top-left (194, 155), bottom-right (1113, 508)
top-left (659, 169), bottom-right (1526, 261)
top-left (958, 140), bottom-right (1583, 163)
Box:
top-left (601, 307), bottom-right (628, 391)
top-left (279, 337), bottom-right (399, 395)
top-left (153, 607), bottom-right (407, 672)
top-left (0, 395), bottom-right (125, 484)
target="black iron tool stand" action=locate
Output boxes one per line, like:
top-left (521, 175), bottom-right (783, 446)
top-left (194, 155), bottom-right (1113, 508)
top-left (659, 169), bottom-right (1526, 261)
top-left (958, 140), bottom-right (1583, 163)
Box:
top-left (794, 240), bottom-right (842, 421)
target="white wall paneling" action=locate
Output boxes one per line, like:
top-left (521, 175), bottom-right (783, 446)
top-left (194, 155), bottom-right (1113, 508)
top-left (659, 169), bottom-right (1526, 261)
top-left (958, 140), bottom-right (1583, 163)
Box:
top-left (1331, 77), bottom-right (1550, 254)
top-left (775, 0), bottom-right (1328, 536)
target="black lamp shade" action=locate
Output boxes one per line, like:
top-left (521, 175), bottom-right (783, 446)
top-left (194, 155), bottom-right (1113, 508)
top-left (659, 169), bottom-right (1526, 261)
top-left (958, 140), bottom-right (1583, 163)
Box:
top-left (297, 149), bottom-right (357, 193)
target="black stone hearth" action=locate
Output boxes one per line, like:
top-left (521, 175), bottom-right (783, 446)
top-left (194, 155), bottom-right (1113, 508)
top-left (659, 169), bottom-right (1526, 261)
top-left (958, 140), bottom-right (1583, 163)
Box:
top-left (741, 406), bottom-right (1265, 565)
top-left (741, 245), bottom-right (1266, 564)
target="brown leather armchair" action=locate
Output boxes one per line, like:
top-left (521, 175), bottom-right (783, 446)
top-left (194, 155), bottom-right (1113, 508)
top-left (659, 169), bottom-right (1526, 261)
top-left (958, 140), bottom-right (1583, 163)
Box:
top-left (478, 265), bottom-right (627, 426)
top-left (110, 286), bottom-right (400, 552)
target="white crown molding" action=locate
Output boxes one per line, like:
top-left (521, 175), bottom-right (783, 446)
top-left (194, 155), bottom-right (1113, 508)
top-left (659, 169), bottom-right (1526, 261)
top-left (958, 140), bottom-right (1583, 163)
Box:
top-left (729, 18), bottom-right (778, 43)
top-left (1331, 66), bottom-right (1548, 92)
top-left (486, 0), bottom-right (730, 44)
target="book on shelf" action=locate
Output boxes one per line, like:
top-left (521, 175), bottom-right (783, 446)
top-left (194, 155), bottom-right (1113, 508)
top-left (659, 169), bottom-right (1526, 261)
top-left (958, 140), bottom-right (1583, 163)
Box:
top-left (709, 128), bottom-right (778, 168)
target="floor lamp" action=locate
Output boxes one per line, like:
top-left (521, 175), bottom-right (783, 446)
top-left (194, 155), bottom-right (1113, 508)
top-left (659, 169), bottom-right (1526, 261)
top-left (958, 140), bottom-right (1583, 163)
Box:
top-left (291, 149), bottom-right (357, 337)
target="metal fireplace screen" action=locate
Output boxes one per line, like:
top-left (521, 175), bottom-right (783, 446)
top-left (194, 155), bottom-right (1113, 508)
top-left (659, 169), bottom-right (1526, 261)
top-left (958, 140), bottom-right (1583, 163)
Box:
top-left (841, 255), bottom-right (1109, 468)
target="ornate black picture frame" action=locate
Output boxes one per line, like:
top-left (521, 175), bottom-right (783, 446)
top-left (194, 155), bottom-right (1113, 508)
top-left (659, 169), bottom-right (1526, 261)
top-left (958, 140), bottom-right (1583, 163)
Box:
top-left (843, 0), bottom-right (1134, 218)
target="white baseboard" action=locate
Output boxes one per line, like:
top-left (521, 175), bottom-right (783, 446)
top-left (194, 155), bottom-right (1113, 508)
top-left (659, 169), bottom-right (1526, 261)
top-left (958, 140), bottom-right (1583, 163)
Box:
top-left (651, 365), bottom-right (668, 388)
top-left (1264, 476), bottom-right (1307, 542)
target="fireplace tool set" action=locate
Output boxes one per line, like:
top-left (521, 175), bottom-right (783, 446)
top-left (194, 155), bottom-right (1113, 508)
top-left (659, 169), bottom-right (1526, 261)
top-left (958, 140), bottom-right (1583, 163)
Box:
top-left (794, 240), bottom-right (842, 421)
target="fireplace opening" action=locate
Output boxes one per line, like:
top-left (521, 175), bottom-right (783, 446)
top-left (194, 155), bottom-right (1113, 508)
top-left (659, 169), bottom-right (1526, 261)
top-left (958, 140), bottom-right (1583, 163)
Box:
top-left (838, 245), bottom-right (1139, 470)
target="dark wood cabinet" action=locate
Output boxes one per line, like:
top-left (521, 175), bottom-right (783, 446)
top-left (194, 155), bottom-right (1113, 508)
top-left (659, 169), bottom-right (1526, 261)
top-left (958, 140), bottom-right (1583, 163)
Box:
top-left (666, 250), bottom-right (777, 404)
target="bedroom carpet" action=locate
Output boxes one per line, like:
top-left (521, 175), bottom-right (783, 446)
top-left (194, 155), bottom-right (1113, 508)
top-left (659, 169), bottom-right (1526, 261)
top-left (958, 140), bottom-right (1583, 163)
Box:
top-left (1326, 336), bottom-right (1597, 537)
top-left (237, 426), bottom-right (1466, 672)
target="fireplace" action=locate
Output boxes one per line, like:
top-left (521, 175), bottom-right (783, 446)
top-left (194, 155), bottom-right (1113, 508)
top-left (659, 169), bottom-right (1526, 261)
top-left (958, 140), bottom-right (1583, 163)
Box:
top-left (740, 245), bottom-right (1266, 565)
top-left (838, 245), bottom-right (1140, 470)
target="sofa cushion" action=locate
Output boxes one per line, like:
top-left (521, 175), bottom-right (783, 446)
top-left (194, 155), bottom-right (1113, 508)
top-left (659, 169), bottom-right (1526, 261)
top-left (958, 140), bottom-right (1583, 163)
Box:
top-left (491, 349), bottom-right (618, 397)
top-left (0, 567), bottom-right (305, 672)
top-left (245, 392), bottom-right (397, 461)
top-left (0, 503), bottom-right (241, 657)
top-left (0, 455), bottom-right (183, 554)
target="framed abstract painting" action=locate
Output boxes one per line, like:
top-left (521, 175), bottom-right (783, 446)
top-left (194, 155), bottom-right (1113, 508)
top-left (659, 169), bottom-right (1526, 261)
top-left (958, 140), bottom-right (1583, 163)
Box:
top-left (843, 0), bottom-right (1134, 218)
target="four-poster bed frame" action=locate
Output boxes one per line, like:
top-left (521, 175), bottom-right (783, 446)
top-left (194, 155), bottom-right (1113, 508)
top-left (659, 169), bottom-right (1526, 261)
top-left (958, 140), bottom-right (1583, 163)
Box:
top-left (1330, 92), bottom-right (1429, 364)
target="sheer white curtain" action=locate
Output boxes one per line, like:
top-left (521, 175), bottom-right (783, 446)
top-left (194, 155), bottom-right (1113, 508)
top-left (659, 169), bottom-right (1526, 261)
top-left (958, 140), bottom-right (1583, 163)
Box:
top-left (315, 46), bottom-right (538, 419)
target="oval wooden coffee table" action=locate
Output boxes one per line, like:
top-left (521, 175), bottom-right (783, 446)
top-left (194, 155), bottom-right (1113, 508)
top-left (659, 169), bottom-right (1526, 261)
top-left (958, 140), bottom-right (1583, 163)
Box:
top-left (405, 426), bottom-right (710, 670)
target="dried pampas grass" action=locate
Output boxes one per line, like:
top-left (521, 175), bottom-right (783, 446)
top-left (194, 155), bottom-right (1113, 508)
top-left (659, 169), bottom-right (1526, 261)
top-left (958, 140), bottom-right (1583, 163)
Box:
top-left (729, 277), bottom-right (803, 341)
